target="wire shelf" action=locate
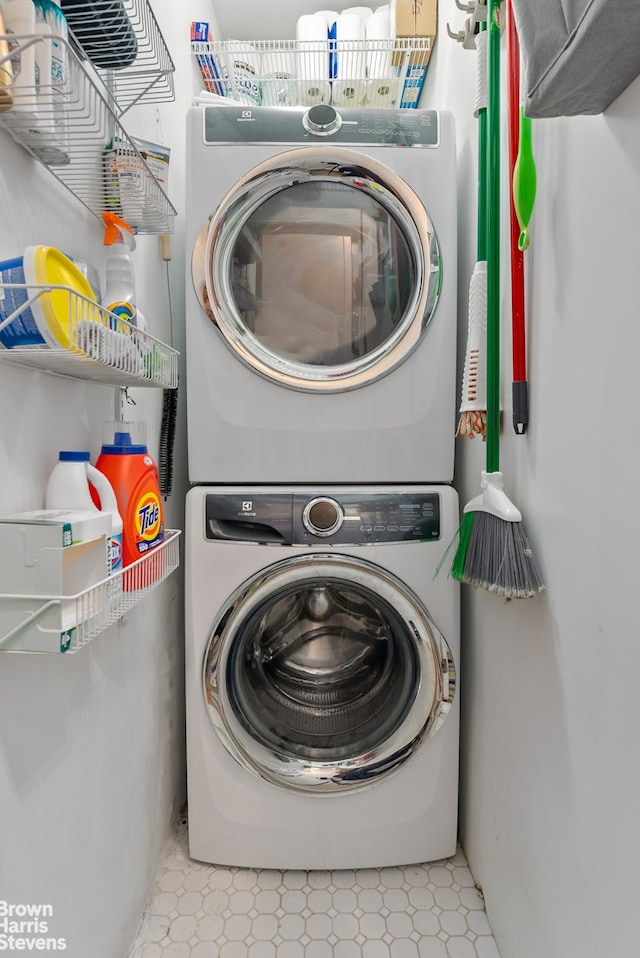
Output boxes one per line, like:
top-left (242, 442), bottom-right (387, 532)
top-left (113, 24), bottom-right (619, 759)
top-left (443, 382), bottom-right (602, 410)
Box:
top-left (62, 0), bottom-right (175, 114)
top-left (0, 283), bottom-right (179, 388)
top-left (192, 38), bottom-right (432, 109)
top-left (0, 529), bottom-right (181, 654)
top-left (0, 34), bottom-right (176, 233)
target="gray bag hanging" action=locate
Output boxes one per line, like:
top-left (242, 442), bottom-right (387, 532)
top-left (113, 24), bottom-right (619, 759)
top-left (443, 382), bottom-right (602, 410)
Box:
top-left (512, 0), bottom-right (640, 117)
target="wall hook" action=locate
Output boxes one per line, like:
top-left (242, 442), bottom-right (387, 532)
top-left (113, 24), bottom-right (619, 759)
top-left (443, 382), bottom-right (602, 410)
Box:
top-left (447, 0), bottom-right (488, 49)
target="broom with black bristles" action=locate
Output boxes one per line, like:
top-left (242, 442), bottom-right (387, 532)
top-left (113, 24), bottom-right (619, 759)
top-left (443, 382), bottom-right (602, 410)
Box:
top-left (450, 0), bottom-right (543, 599)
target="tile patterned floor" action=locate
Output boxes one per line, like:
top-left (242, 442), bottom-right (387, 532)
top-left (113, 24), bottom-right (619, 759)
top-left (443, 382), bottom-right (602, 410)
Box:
top-left (130, 817), bottom-right (501, 958)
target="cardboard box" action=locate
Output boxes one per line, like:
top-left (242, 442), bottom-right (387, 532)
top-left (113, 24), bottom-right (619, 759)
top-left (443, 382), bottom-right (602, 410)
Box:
top-left (394, 0), bottom-right (437, 40)
top-left (0, 511), bottom-right (110, 653)
top-left (391, 0), bottom-right (437, 107)
top-left (392, 0), bottom-right (436, 63)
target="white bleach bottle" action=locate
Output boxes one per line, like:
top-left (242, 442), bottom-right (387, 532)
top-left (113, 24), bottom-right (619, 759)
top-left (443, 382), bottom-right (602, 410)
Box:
top-left (45, 450), bottom-right (123, 576)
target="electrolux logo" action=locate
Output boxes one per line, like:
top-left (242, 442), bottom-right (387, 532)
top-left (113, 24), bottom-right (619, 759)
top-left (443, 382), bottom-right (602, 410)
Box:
top-left (0, 901), bottom-right (66, 951)
top-left (240, 500), bottom-right (256, 517)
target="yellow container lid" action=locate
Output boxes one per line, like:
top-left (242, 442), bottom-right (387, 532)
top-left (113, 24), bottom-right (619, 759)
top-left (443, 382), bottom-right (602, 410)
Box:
top-left (23, 247), bottom-right (103, 349)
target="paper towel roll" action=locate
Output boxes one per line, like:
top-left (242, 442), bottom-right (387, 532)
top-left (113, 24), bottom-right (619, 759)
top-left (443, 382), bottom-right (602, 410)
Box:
top-left (366, 73), bottom-right (402, 108)
top-left (332, 12), bottom-right (367, 106)
top-left (297, 14), bottom-right (331, 105)
top-left (344, 6), bottom-right (374, 18)
top-left (388, 0), bottom-right (397, 36)
top-left (262, 49), bottom-right (297, 106)
top-left (314, 10), bottom-right (338, 28)
top-left (365, 7), bottom-right (401, 107)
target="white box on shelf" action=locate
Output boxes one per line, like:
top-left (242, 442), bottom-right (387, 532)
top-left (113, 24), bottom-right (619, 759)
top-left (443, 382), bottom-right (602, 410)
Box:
top-left (0, 510), bottom-right (110, 653)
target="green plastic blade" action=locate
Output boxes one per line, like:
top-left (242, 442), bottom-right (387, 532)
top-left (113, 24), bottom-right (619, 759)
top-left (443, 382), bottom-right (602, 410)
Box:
top-left (513, 108), bottom-right (537, 251)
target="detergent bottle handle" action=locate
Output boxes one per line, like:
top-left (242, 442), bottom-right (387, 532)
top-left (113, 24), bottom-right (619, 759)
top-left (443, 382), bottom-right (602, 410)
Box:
top-left (87, 463), bottom-right (123, 530)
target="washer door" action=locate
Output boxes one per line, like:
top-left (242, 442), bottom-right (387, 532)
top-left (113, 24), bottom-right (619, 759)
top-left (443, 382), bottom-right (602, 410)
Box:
top-left (203, 554), bottom-right (455, 793)
top-left (192, 147), bottom-right (442, 392)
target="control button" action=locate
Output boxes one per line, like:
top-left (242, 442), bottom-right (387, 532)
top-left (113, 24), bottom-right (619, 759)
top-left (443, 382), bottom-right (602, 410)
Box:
top-left (302, 104), bottom-right (343, 136)
top-left (302, 497), bottom-right (344, 537)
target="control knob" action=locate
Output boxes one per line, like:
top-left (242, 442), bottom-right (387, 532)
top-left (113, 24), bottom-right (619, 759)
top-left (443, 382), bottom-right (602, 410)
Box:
top-left (302, 497), bottom-right (344, 537)
top-left (302, 104), bottom-right (343, 136)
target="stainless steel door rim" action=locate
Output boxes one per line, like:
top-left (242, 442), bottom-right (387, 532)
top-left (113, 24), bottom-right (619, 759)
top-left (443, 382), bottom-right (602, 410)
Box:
top-left (203, 553), bottom-right (455, 793)
top-left (192, 147), bottom-right (442, 392)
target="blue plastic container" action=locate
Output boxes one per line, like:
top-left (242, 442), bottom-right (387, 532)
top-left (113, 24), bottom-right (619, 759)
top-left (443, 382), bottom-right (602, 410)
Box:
top-left (0, 256), bottom-right (48, 348)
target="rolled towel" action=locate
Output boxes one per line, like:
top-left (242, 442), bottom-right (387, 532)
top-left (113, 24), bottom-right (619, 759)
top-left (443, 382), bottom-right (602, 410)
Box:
top-left (75, 320), bottom-right (146, 375)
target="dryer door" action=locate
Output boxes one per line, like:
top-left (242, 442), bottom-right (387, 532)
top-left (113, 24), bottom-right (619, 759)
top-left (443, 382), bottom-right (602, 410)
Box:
top-left (203, 554), bottom-right (455, 793)
top-left (192, 147), bottom-right (442, 392)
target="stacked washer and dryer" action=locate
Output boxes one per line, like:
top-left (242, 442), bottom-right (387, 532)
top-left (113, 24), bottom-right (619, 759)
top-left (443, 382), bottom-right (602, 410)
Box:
top-left (184, 103), bottom-right (460, 869)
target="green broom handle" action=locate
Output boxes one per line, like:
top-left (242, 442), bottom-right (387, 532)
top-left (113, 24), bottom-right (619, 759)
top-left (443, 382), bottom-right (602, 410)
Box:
top-left (477, 35), bottom-right (487, 261)
top-left (486, 0), bottom-right (501, 474)
top-left (477, 109), bottom-right (487, 260)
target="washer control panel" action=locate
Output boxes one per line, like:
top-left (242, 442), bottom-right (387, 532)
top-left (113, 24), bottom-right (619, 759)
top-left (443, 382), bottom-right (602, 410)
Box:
top-left (205, 492), bottom-right (440, 544)
top-left (203, 105), bottom-right (440, 147)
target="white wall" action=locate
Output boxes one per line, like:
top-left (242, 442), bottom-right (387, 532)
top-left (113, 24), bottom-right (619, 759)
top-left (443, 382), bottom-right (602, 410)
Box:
top-left (0, 12), bottom-right (188, 957)
top-left (433, 5), bottom-right (640, 958)
top-left (4, 2), bottom-right (639, 956)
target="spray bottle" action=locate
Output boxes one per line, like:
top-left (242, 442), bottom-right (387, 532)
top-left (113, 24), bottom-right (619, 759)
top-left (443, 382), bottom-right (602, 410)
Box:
top-left (101, 211), bottom-right (141, 330)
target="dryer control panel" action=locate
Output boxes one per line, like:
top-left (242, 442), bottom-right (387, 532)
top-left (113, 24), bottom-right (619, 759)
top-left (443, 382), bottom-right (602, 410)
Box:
top-left (205, 491), bottom-right (440, 544)
top-left (203, 105), bottom-right (440, 147)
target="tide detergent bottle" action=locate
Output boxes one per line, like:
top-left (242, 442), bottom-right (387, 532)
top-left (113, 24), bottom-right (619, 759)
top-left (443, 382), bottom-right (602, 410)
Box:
top-left (93, 422), bottom-right (165, 568)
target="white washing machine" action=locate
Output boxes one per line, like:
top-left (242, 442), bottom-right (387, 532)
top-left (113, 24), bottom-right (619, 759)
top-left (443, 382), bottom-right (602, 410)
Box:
top-left (185, 484), bottom-right (460, 869)
top-left (186, 104), bottom-right (457, 484)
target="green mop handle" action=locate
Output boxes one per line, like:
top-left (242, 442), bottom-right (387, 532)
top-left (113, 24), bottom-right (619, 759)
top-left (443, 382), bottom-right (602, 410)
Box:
top-left (486, 0), bottom-right (501, 474)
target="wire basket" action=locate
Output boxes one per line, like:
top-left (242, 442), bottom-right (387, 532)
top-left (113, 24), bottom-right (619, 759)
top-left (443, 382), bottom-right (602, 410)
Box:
top-left (192, 38), bottom-right (432, 109)
top-left (0, 33), bottom-right (175, 233)
top-left (0, 283), bottom-right (179, 388)
top-left (0, 529), bottom-right (181, 654)
top-left (62, 0), bottom-right (175, 114)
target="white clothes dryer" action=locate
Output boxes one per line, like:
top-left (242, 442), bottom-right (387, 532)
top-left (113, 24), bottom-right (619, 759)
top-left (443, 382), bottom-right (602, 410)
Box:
top-left (186, 105), bottom-right (457, 484)
top-left (185, 484), bottom-right (460, 869)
